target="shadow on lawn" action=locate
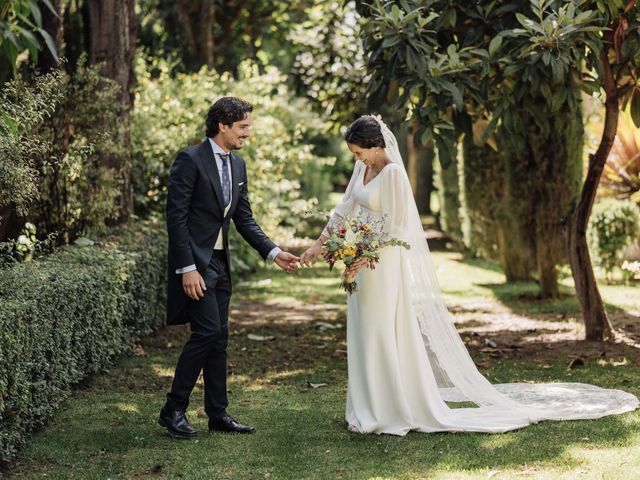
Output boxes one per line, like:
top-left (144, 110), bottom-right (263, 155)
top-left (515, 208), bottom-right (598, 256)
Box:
top-left (456, 255), bottom-right (629, 316)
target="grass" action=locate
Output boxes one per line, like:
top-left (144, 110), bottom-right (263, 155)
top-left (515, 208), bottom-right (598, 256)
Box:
top-left (7, 253), bottom-right (640, 479)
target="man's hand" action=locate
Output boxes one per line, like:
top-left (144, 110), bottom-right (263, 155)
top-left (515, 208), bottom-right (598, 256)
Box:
top-left (274, 251), bottom-right (300, 273)
top-left (182, 270), bottom-right (206, 300)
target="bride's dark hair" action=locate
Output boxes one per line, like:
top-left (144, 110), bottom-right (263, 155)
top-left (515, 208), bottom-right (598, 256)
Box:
top-left (345, 116), bottom-right (386, 149)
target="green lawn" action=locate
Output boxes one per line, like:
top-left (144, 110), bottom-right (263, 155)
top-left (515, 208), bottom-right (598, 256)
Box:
top-left (8, 253), bottom-right (640, 479)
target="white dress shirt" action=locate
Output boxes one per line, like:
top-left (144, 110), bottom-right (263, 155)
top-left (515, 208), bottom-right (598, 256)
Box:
top-left (175, 138), bottom-right (281, 274)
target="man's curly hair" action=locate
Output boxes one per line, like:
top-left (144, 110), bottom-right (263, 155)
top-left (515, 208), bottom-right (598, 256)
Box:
top-left (206, 97), bottom-right (254, 137)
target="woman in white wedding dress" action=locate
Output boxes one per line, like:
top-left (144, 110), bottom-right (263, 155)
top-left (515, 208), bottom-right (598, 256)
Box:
top-left (300, 114), bottom-right (639, 435)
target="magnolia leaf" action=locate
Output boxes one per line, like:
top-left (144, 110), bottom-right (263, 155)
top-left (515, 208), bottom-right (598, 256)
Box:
top-left (40, 0), bottom-right (59, 16)
top-left (488, 35), bottom-right (503, 57)
top-left (28, 0), bottom-right (42, 28)
top-left (38, 28), bottom-right (58, 61)
top-left (381, 35), bottom-right (401, 49)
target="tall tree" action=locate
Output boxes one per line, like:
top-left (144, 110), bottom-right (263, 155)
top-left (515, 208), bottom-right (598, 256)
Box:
top-left (356, 0), bottom-right (640, 340)
top-left (559, 1), bottom-right (639, 339)
top-left (85, 0), bottom-right (136, 223)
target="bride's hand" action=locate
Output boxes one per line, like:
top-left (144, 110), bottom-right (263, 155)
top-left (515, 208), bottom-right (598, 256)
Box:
top-left (344, 257), bottom-right (370, 278)
top-left (300, 241), bottom-right (323, 267)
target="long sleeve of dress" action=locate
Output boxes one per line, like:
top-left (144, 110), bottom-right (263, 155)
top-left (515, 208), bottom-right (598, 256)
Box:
top-left (321, 160), bottom-right (365, 237)
top-left (379, 163), bottom-right (411, 242)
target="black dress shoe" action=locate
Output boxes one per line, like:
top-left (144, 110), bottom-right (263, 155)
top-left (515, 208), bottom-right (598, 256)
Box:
top-left (208, 413), bottom-right (256, 434)
top-left (158, 407), bottom-right (197, 439)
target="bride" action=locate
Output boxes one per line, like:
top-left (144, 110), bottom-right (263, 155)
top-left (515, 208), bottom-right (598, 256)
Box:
top-left (300, 114), bottom-right (639, 435)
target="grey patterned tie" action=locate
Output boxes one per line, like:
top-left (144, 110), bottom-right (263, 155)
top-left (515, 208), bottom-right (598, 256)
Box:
top-left (219, 152), bottom-right (231, 207)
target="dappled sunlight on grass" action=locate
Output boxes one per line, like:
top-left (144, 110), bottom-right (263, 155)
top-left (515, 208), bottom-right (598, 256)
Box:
top-left (151, 365), bottom-right (177, 380)
top-left (115, 403), bottom-right (141, 414)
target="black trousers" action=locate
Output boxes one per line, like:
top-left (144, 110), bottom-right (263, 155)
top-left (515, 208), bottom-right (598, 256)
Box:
top-left (165, 250), bottom-right (232, 417)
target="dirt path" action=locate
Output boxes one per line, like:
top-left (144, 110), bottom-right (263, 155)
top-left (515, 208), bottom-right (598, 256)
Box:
top-left (215, 296), bottom-right (640, 375)
top-left (449, 297), bottom-right (640, 365)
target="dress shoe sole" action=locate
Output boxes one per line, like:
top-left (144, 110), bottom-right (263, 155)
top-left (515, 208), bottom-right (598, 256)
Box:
top-left (208, 427), bottom-right (256, 435)
top-left (158, 417), bottom-right (198, 439)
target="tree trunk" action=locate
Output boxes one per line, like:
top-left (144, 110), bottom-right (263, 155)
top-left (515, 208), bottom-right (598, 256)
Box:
top-left (86, 0), bottom-right (136, 223)
top-left (496, 223), bottom-right (533, 281)
top-left (565, 49), bottom-right (618, 341)
top-left (37, 0), bottom-right (65, 73)
top-left (434, 145), bottom-right (463, 243)
top-left (175, 0), bottom-right (216, 70)
top-left (406, 122), bottom-right (434, 215)
top-left (460, 133), bottom-right (503, 257)
top-left (533, 96), bottom-right (583, 298)
top-left (501, 91), bottom-right (583, 296)
top-left (200, 1), bottom-right (215, 68)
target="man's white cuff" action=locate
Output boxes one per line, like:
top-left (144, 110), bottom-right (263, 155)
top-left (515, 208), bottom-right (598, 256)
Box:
top-left (175, 264), bottom-right (197, 274)
top-left (266, 246), bottom-right (282, 265)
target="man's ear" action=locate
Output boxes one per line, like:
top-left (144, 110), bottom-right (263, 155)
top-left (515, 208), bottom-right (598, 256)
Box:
top-left (218, 122), bottom-right (227, 133)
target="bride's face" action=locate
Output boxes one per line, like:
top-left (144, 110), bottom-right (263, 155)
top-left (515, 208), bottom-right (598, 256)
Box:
top-left (347, 143), bottom-right (377, 166)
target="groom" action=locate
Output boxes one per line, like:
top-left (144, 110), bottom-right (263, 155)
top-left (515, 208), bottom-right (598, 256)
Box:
top-left (159, 97), bottom-right (299, 438)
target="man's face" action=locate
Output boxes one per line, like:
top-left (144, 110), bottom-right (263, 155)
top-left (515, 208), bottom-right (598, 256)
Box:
top-left (219, 113), bottom-right (251, 150)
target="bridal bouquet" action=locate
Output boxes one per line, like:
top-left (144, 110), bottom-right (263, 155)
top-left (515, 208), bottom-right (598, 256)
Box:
top-left (322, 216), bottom-right (410, 294)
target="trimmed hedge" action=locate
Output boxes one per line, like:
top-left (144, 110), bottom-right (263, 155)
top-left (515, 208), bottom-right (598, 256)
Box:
top-left (0, 220), bottom-right (167, 464)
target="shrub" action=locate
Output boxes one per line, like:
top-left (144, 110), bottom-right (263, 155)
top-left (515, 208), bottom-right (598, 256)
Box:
top-left (0, 72), bottom-right (63, 217)
top-left (0, 60), bottom-right (124, 244)
top-left (588, 198), bottom-right (640, 281)
top-left (0, 220), bottom-right (167, 464)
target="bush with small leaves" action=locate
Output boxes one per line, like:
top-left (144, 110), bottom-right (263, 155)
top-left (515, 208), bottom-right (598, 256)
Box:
top-left (588, 199), bottom-right (640, 281)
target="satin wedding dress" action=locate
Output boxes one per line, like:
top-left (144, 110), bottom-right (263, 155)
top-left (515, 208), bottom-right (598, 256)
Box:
top-left (324, 115), bottom-right (639, 435)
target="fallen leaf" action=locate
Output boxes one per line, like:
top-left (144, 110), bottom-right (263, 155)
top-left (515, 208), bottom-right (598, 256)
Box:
top-left (247, 334), bottom-right (275, 342)
top-left (568, 357), bottom-right (584, 369)
top-left (74, 237), bottom-right (95, 247)
top-left (315, 321), bottom-right (342, 330)
top-left (132, 344), bottom-right (146, 357)
top-left (307, 381), bottom-right (328, 389)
